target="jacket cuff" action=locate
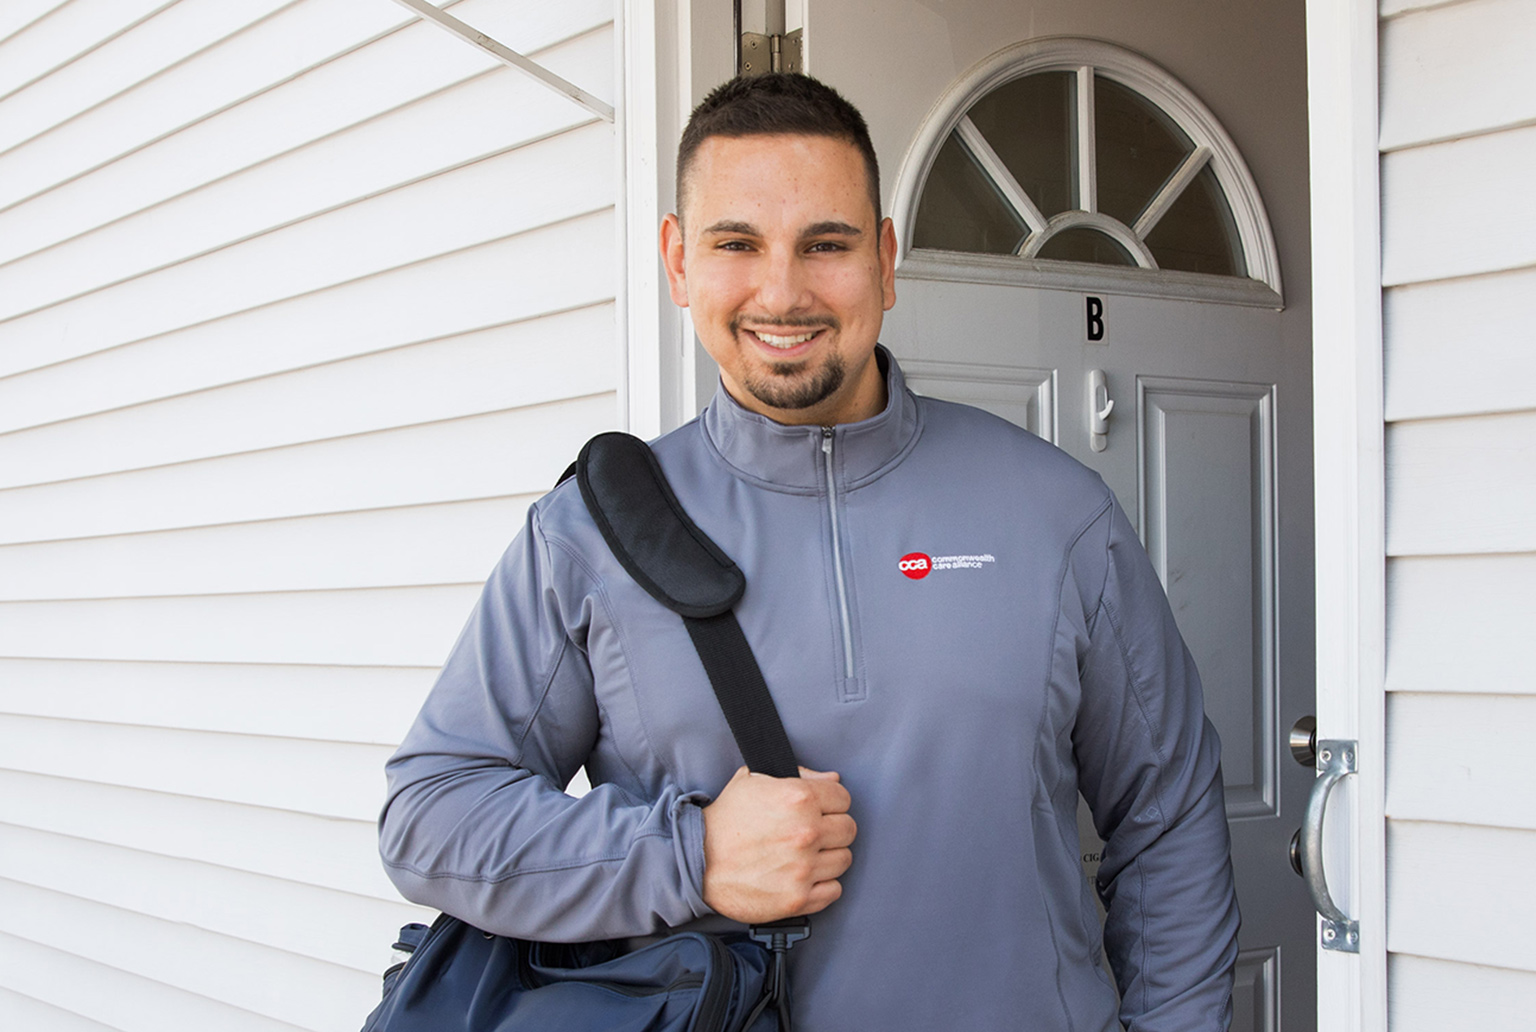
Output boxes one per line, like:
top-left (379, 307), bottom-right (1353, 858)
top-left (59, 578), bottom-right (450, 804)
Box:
top-left (671, 792), bottom-right (713, 919)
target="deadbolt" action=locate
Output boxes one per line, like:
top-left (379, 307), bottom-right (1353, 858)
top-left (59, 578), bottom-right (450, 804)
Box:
top-left (1289, 715), bottom-right (1317, 767)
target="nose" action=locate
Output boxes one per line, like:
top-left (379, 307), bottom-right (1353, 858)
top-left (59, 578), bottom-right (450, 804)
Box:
top-left (752, 245), bottom-right (812, 317)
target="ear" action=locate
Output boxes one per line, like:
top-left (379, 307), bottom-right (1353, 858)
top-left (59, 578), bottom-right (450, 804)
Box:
top-left (660, 213), bottom-right (690, 307)
top-left (878, 217), bottom-right (898, 311)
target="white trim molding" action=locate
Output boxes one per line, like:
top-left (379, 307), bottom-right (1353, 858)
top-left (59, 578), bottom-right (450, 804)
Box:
top-left (891, 37), bottom-right (1283, 302)
top-left (619, 0), bottom-right (695, 438)
top-left (897, 249), bottom-right (1283, 309)
top-left (1306, 1), bottom-right (1388, 1029)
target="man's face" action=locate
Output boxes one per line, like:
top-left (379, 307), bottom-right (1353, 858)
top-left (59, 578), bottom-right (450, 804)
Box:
top-left (660, 133), bottom-right (897, 427)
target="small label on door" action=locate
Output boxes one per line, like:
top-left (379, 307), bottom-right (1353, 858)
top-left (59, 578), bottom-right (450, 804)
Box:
top-left (1086, 295), bottom-right (1106, 343)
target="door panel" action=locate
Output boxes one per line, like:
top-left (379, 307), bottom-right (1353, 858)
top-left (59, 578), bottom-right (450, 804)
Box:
top-left (1140, 377), bottom-right (1277, 817)
top-left (1236, 948), bottom-right (1282, 1032)
top-left (901, 360), bottom-right (1056, 442)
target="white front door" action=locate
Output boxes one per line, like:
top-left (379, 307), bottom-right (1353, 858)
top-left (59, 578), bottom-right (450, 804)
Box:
top-left (796, 5), bottom-right (1317, 1028)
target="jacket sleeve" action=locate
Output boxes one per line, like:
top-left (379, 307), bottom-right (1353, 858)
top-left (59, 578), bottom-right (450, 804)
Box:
top-left (377, 503), bottom-right (713, 942)
top-left (1070, 496), bottom-right (1241, 1032)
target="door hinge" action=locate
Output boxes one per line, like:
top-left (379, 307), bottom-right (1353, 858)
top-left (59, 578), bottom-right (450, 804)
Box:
top-left (740, 29), bottom-right (802, 76)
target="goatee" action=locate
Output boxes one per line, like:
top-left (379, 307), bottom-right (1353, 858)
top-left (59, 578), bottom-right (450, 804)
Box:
top-left (744, 353), bottom-right (846, 411)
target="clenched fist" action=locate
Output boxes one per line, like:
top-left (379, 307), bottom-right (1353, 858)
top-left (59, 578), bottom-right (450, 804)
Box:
top-left (701, 766), bottom-right (857, 924)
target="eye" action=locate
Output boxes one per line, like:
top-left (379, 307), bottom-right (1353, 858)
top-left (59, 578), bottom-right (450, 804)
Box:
top-left (806, 240), bottom-right (848, 253)
top-left (715, 239), bottom-right (755, 252)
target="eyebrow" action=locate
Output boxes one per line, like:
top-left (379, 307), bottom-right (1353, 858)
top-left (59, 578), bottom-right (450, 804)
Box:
top-left (802, 220), bottom-right (863, 238)
top-left (699, 219), bottom-right (864, 238)
top-left (701, 220), bottom-right (758, 235)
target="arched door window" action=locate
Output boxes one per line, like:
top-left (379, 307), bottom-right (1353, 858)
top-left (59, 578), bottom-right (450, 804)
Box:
top-left (894, 40), bottom-right (1282, 305)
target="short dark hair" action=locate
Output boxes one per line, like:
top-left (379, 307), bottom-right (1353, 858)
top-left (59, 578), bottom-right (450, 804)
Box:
top-left (676, 73), bottom-right (881, 224)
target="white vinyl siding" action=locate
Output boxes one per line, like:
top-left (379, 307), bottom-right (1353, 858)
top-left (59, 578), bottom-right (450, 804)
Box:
top-left (1378, 0), bottom-right (1536, 1021)
top-left (1387, 954), bottom-right (1536, 1030)
top-left (0, 1), bottom-right (618, 1029)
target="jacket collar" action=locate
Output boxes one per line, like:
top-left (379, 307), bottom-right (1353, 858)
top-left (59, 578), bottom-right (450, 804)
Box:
top-left (701, 346), bottom-right (921, 493)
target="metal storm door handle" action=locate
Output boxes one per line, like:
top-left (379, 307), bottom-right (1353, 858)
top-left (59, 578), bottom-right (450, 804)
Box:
top-left (1298, 738), bottom-right (1359, 953)
top-left (1088, 369), bottom-right (1114, 453)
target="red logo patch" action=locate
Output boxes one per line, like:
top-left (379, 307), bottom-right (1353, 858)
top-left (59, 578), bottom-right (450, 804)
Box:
top-left (898, 552), bottom-right (932, 580)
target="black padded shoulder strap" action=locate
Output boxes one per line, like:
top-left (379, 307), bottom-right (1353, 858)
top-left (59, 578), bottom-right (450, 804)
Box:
top-left (574, 432), bottom-right (798, 780)
top-left (577, 432), bottom-right (742, 619)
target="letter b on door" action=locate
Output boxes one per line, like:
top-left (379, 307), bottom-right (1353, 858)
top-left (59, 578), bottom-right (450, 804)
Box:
top-left (1086, 296), bottom-right (1105, 342)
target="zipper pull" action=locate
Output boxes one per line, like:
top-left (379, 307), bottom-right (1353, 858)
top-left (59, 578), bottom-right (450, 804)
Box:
top-left (821, 426), bottom-right (833, 455)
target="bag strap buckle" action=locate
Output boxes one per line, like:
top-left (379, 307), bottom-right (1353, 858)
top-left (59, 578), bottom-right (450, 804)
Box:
top-left (747, 918), bottom-right (811, 953)
top-left (744, 920), bottom-right (810, 1031)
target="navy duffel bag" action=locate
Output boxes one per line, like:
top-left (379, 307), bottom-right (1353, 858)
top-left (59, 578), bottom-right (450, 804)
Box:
top-left (361, 914), bottom-right (780, 1032)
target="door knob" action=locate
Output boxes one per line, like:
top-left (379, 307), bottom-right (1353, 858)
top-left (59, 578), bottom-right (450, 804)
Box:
top-left (1289, 715), bottom-right (1317, 767)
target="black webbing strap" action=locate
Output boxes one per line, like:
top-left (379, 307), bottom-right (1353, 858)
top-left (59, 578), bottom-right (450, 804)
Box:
top-left (682, 613), bottom-right (798, 780)
top-left (569, 433), bottom-right (799, 779)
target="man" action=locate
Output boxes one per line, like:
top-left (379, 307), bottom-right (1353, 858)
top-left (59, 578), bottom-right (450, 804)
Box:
top-left (380, 74), bottom-right (1238, 1030)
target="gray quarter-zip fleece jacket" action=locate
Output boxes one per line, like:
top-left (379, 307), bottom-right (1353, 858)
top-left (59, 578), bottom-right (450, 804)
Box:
top-left (380, 349), bottom-right (1239, 1031)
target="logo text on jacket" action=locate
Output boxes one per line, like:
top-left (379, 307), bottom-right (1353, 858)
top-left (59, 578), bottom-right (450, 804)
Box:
top-left (897, 552), bottom-right (996, 579)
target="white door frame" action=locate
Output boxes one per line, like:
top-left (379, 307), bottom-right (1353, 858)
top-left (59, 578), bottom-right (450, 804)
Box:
top-left (1305, 0), bottom-right (1388, 1028)
top-left (617, 0), bottom-right (690, 440)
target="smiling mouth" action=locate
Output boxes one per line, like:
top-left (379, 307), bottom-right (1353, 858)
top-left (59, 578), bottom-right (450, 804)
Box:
top-left (751, 329), bottom-right (819, 348)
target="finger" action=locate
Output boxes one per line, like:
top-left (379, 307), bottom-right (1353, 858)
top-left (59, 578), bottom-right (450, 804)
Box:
top-left (796, 877), bottom-right (845, 916)
top-left (808, 777), bottom-right (853, 814)
top-left (799, 767), bottom-right (840, 782)
top-left (810, 846), bottom-right (853, 883)
top-left (817, 813), bottom-right (857, 850)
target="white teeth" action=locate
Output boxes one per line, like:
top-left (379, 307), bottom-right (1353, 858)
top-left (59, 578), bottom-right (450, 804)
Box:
top-left (753, 330), bottom-right (818, 347)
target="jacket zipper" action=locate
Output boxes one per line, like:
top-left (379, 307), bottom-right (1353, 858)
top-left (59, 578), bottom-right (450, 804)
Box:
top-left (821, 428), bottom-right (856, 680)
